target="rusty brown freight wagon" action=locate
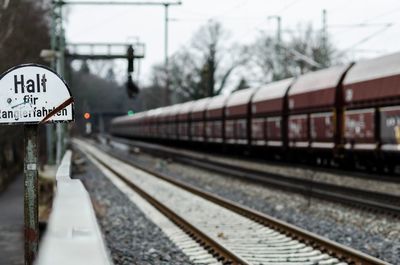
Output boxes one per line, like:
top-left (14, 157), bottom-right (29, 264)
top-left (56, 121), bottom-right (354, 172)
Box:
top-left (177, 101), bottom-right (194, 141)
top-left (251, 78), bottom-right (293, 148)
top-left (342, 52), bottom-right (400, 171)
top-left (224, 88), bottom-right (259, 145)
top-left (190, 98), bottom-right (210, 142)
top-left (205, 94), bottom-right (229, 143)
top-left (166, 104), bottom-right (181, 140)
top-left (287, 64), bottom-right (352, 162)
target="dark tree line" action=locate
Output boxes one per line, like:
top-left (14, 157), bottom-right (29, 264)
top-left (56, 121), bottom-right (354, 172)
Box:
top-left (68, 62), bottom-right (137, 134)
top-left (70, 62), bottom-right (136, 115)
top-left (0, 0), bottom-right (50, 72)
top-left (0, 0), bottom-right (51, 189)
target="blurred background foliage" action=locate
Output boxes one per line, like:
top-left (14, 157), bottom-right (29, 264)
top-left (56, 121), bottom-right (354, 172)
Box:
top-left (0, 0), bottom-right (51, 190)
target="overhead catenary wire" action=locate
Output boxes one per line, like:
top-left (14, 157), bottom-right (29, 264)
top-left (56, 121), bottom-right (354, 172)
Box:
top-left (275, 0), bottom-right (302, 14)
top-left (337, 23), bottom-right (393, 56)
top-left (328, 23), bottom-right (394, 28)
top-left (327, 4), bottom-right (400, 56)
top-left (361, 5), bottom-right (400, 23)
top-left (234, 0), bottom-right (303, 40)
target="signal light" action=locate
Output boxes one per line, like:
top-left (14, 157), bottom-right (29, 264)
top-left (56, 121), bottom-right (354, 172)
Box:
top-left (126, 74), bottom-right (139, 98)
top-left (127, 110), bottom-right (135, 116)
top-left (127, 45), bottom-right (134, 73)
top-left (84, 112), bottom-right (91, 120)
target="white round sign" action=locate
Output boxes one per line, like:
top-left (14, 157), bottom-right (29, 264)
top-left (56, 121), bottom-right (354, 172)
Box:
top-left (0, 64), bottom-right (74, 125)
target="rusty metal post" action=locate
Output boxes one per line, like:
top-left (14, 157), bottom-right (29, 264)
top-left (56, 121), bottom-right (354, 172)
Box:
top-left (24, 124), bottom-right (39, 265)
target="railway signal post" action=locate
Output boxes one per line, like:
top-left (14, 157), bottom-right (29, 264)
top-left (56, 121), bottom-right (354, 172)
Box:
top-left (0, 64), bottom-right (74, 265)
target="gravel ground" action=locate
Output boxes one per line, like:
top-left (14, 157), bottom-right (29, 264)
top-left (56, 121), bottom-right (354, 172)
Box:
top-left (73, 151), bottom-right (195, 265)
top-left (102, 142), bottom-right (400, 265)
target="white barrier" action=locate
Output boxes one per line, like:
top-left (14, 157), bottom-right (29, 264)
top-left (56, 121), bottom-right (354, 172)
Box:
top-left (36, 150), bottom-right (113, 265)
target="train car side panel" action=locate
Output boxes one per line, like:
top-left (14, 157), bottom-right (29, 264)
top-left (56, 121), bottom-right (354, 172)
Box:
top-left (380, 106), bottom-right (400, 144)
top-left (344, 108), bottom-right (375, 150)
top-left (288, 114), bottom-right (308, 147)
top-left (225, 120), bottom-right (235, 143)
top-left (251, 118), bottom-right (265, 145)
top-left (310, 112), bottom-right (335, 148)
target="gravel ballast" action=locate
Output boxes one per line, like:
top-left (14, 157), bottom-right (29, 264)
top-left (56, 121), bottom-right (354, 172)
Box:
top-left (102, 141), bottom-right (400, 265)
top-left (73, 151), bottom-right (195, 265)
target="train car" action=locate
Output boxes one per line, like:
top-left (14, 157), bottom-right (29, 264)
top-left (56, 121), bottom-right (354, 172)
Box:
top-left (224, 88), bottom-right (259, 145)
top-left (205, 94), bottom-right (229, 143)
top-left (190, 98), bottom-right (211, 142)
top-left (147, 108), bottom-right (163, 139)
top-left (110, 51), bottom-right (400, 173)
top-left (166, 104), bottom-right (182, 140)
top-left (158, 106), bottom-right (171, 139)
top-left (139, 110), bottom-right (149, 138)
top-left (342, 52), bottom-right (400, 170)
top-left (287, 64), bottom-right (352, 162)
top-left (137, 112), bottom-right (150, 139)
top-left (111, 111), bottom-right (146, 138)
top-left (177, 101), bottom-right (195, 141)
top-left (250, 78), bottom-right (293, 152)
top-left (110, 115), bottom-right (129, 137)
top-left (143, 108), bottom-right (153, 139)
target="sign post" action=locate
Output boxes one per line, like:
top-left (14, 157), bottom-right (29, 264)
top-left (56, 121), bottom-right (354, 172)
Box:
top-left (24, 124), bottom-right (39, 265)
top-left (0, 64), bottom-right (74, 265)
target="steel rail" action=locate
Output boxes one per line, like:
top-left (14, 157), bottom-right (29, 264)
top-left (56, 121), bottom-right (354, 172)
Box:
top-left (84, 148), bottom-right (249, 265)
top-left (91, 140), bottom-right (389, 265)
top-left (110, 137), bottom-right (400, 216)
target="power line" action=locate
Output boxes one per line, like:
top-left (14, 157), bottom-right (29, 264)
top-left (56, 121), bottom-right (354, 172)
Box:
top-left (58, 1), bottom-right (182, 5)
top-left (69, 9), bottom-right (132, 37)
top-left (275, 0), bottom-right (302, 14)
top-left (338, 23), bottom-right (393, 55)
top-left (169, 16), bottom-right (266, 22)
top-left (211, 0), bottom-right (249, 20)
top-left (362, 5), bottom-right (400, 23)
top-left (234, 0), bottom-right (303, 41)
top-left (328, 23), bottom-right (393, 29)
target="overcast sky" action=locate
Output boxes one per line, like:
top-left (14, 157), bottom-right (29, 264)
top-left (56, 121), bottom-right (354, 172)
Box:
top-left (65, 0), bottom-right (400, 84)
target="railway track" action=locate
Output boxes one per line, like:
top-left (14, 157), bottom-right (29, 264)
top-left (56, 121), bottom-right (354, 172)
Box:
top-left (106, 136), bottom-right (400, 217)
top-left (75, 139), bottom-right (388, 265)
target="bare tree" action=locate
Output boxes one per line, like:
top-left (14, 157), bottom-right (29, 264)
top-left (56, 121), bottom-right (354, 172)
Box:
top-left (136, 64), bottom-right (167, 108)
top-left (249, 35), bottom-right (291, 82)
top-left (166, 20), bottom-right (248, 100)
top-left (249, 23), bottom-right (340, 82)
top-left (287, 24), bottom-right (338, 74)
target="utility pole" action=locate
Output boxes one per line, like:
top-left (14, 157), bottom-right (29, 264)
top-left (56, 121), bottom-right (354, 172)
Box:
top-left (47, 2), bottom-right (58, 165)
top-left (322, 9), bottom-right (327, 54)
top-left (46, 0), bottom-right (65, 165)
top-left (268, 16), bottom-right (281, 48)
top-left (49, 0), bottom-right (67, 164)
top-left (164, 3), bottom-right (170, 106)
top-left (268, 15), bottom-right (282, 80)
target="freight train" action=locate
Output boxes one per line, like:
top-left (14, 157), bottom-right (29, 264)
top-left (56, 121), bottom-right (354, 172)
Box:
top-left (111, 52), bottom-right (400, 173)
